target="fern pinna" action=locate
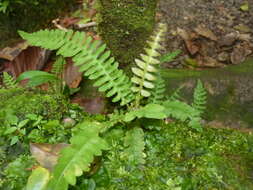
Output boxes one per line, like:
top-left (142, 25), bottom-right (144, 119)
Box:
top-left (131, 23), bottom-right (167, 106)
top-left (47, 121), bottom-right (109, 190)
top-left (18, 30), bottom-right (134, 106)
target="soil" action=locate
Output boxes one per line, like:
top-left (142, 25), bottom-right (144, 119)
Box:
top-left (158, 0), bottom-right (253, 68)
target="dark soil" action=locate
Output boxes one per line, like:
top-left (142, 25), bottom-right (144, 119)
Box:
top-left (159, 0), bottom-right (253, 68)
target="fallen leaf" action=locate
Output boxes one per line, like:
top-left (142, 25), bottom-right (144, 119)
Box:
top-left (30, 143), bottom-right (69, 171)
top-left (194, 25), bottom-right (217, 41)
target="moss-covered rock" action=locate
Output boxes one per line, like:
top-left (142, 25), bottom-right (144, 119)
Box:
top-left (97, 0), bottom-right (157, 66)
top-left (0, 0), bottom-right (75, 48)
top-left (161, 58), bottom-right (253, 128)
top-left (0, 88), bottom-right (68, 121)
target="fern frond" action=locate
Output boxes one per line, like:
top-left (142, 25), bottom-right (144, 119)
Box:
top-left (163, 100), bottom-right (202, 131)
top-left (192, 80), bottom-right (207, 115)
top-left (147, 74), bottom-right (166, 104)
top-left (124, 128), bottom-right (145, 165)
top-left (159, 49), bottom-right (181, 63)
top-left (51, 56), bottom-right (66, 76)
top-left (2, 72), bottom-right (18, 89)
top-left (18, 30), bottom-right (134, 106)
top-left (46, 121), bottom-right (109, 190)
top-left (131, 23), bottom-right (167, 99)
top-left (168, 86), bottom-right (184, 101)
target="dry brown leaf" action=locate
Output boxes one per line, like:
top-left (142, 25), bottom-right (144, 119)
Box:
top-left (30, 143), bottom-right (69, 171)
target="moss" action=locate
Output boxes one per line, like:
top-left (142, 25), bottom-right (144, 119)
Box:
top-left (0, 88), bottom-right (68, 120)
top-left (97, 0), bottom-right (158, 66)
top-left (0, 0), bottom-right (76, 48)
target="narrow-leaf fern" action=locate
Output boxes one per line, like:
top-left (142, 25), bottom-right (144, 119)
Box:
top-left (148, 74), bottom-right (166, 104)
top-left (131, 23), bottom-right (167, 107)
top-left (18, 30), bottom-right (134, 106)
top-left (2, 72), bottom-right (18, 89)
top-left (192, 80), bottom-right (207, 115)
top-left (124, 128), bottom-right (145, 165)
top-left (46, 121), bottom-right (109, 190)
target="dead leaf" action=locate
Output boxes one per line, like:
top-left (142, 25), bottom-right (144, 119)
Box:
top-left (30, 143), bottom-right (69, 171)
top-left (194, 25), bottom-right (217, 41)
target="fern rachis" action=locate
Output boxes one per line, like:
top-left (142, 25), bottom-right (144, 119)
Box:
top-left (19, 30), bottom-right (134, 106)
top-left (131, 23), bottom-right (167, 107)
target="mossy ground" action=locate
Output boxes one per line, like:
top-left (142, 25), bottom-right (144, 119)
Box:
top-left (77, 122), bottom-right (253, 189)
top-left (0, 88), bottom-right (68, 120)
top-left (97, 0), bottom-right (157, 66)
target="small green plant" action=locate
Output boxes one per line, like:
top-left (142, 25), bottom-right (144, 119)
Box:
top-left (17, 23), bottom-right (207, 189)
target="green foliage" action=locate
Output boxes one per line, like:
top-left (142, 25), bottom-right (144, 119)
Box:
top-left (0, 155), bottom-right (35, 190)
top-left (17, 70), bottom-right (58, 87)
top-left (46, 121), bottom-right (109, 190)
top-left (147, 74), bottom-right (166, 104)
top-left (131, 23), bottom-right (166, 101)
top-left (2, 72), bottom-right (18, 89)
top-left (159, 49), bottom-right (181, 63)
top-left (19, 29), bottom-right (134, 106)
top-left (26, 167), bottom-right (50, 190)
top-left (0, 88), bottom-right (68, 121)
top-left (123, 128), bottom-right (145, 165)
top-left (92, 123), bottom-right (253, 190)
top-left (192, 80), bottom-right (207, 115)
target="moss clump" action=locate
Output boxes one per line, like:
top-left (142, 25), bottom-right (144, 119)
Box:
top-left (92, 123), bottom-right (253, 189)
top-left (97, 0), bottom-right (158, 66)
top-left (0, 88), bottom-right (68, 120)
top-left (0, 0), bottom-right (76, 48)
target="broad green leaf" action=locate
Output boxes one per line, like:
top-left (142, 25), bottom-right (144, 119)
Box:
top-left (46, 121), bottom-right (109, 190)
top-left (26, 167), bottom-right (50, 190)
top-left (10, 136), bottom-right (19, 145)
top-left (17, 71), bottom-right (58, 87)
top-left (4, 127), bottom-right (17, 135)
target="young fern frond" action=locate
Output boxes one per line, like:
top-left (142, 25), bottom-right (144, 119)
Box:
top-left (51, 56), bottom-right (66, 76)
top-left (18, 30), bottom-right (134, 106)
top-left (2, 72), bottom-right (18, 89)
top-left (131, 23), bottom-right (167, 105)
top-left (168, 86), bottom-right (184, 101)
top-left (147, 74), bottom-right (166, 104)
top-left (46, 121), bottom-right (109, 190)
top-left (124, 128), bottom-right (145, 165)
top-left (192, 80), bottom-right (207, 115)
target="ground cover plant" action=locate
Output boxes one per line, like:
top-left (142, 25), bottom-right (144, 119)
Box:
top-left (0, 22), bottom-right (253, 190)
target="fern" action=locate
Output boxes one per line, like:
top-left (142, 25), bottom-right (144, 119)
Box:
top-left (46, 121), bottom-right (109, 190)
top-left (148, 74), bottom-right (166, 104)
top-left (168, 86), bottom-right (184, 101)
top-left (18, 30), bottom-right (134, 106)
top-left (51, 56), bottom-right (66, 76)
top-left (159, 49), bottom-right (181, 63)
top-left (124, 128), bottom-right (145, 165)
top-left (163, 100), bottom-right (202, 131)
top-left (192, 80), bottom-right (207, 115)
top-left (2, 72), bottom-right (18, 89)
top-left (131, 23), bottom-right (167, 106)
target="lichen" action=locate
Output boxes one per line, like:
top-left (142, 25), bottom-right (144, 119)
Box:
top-left (96, 0), bottom-right (158, 66)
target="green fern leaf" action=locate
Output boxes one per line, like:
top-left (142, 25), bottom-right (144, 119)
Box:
top-left (163, 100), bottom-right (202, 131)
top-left (168, 86), bottom-right (184, 101)
top-left (51, 56), bottom-right (66, 76)
top-left (131, 23), bottom-right (167, 99)
top-left (192, 80), bottom-right (207, 115)
top-left (17, 70), bottom-right (58, 87)
top-left (18, 30), bottom-right (134, 106)
top-left (46, 121), bottom-right (109, 190)
top-left (124, 128), bottom-right (145, 165)
top-left (148, 74), bottom-right (166, 104)
top-left (159, 49), bottom-right (181, 63)
top-left (3, 72), bottom-right (18, 89)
